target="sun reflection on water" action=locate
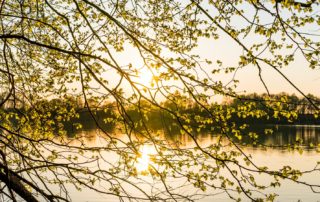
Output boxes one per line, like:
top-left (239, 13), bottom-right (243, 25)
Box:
top-left (135, 145), bottom-right (156, 172)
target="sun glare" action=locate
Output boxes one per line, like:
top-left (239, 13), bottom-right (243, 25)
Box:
top-left (137, 69), bottom-right (154, 86)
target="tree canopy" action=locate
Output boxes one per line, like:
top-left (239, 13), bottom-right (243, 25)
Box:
top-left (1, 0), bottom-right (320, 201)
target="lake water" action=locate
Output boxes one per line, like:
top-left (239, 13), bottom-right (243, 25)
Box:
top-left (45, 125), bottom-right (320, 202)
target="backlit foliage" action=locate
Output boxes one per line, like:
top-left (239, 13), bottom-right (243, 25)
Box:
top-left (0, 0), bottom-right (320, 201)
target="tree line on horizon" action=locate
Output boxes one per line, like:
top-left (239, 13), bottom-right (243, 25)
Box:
top-left (2, 91), bottom-right (319, 137)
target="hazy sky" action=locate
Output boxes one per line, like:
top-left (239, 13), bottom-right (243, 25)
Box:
top-left (105, 34), bottom-right (320, 101)
top-left (89, 2), bottom-right (320, 101)
top-left (195, 36), bottom-right (320, 97)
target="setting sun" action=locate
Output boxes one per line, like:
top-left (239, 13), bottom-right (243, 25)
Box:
top-left (136, 69), bottom-right (154, 87)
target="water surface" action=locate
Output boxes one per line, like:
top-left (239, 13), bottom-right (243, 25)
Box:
top-left (57, 125), bottom-right (320, 201)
